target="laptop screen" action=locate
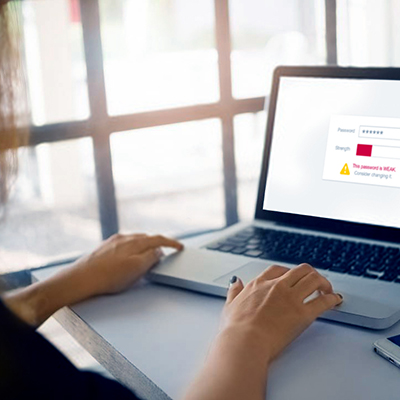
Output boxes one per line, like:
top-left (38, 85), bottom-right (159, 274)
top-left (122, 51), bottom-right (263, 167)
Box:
top-left (263, 76), bottom-right (400, 229)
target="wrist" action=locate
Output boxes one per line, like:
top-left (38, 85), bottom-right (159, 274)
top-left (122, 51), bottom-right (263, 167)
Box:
top-left (67, 257), bottom-right (103, 298)
top-left (2, 267), bottom-right (82, 328)
top-left (2, 284), bottom-right (46, 328)
top-left (214, 324), bottom-right (272, 372)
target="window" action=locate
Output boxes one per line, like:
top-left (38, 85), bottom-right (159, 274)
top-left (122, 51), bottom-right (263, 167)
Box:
top-left (99, 0), bottom-right (219, 115)
top-left (22, 0), bottom-right (90, 125)
top-left (1, 0), bottom-right (342, 273)
top-left (0, 139), bottom-right (101, 273)
top-left (111, 120), bottom-right (225, 235)
top-left (234, 112), bottom-right (267, 221)
top-left (337, 0), bottom-right (400, 66)
top-left (230, 0), bottom-right (326, 98)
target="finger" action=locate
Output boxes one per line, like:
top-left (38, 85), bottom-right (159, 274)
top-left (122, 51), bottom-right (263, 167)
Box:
top-left (138, 248), bottom-right (163, 271)
top-left (306, 292), bottom-right (343, 319)
top-left (282, 263), bottom-right (314, 287)
top-left (226, 276), bottom-right (244, 304)
top-left (294, 271), bottom-right (333, 299)
top-left (254, 264), bottom-right (290, 282)
top-left (136, 235), bottom-right (184, 253)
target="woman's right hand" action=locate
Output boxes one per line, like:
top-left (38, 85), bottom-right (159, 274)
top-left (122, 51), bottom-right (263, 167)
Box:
top-left (220, 263), bottom-right (343, 364)
top-left (184, 264), bottom-right (342, 400)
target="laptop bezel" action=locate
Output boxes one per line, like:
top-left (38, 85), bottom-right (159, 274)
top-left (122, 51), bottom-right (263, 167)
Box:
top-left (255, 66), bottom-right (400, 244)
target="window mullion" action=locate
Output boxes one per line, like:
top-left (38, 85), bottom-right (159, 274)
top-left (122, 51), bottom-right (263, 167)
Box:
top-left (325, 0), bottom-right (338, 65)
top-left (80, 0), bottom-right (119, 238)
top-left (215, 0), bottom-right (239, 226)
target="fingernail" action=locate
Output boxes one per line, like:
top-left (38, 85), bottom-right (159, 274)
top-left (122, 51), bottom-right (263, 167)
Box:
top-left (229, 275), bottom-right (237, 288)
top-left (336, 292), bottom-right (343, 303)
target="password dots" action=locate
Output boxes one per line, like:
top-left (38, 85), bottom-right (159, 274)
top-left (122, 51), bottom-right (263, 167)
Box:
top-left (362, 129), bottom-right (383, 135)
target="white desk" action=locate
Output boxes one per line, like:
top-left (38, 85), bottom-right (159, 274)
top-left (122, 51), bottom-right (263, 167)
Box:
top-left (33, 233), bottom-right (400, 400)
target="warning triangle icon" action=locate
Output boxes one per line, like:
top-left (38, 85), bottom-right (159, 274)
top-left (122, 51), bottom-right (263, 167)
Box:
top-left (340, 163), bottom-right (350, 175)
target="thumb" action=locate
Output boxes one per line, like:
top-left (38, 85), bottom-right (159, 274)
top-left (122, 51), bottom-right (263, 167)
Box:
top-left (226, 275), bottom-right (244, 304)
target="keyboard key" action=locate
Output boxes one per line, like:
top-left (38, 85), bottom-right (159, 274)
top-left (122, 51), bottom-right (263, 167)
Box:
top-left (244, 250), bottom-right (263, 258)
top-left (368, 263), bottom-right (385, 272)
top-left (366, 269), bottom-right (384, 277)
top-left (260, 253), bottom-right (272, 260)
top-left (350, 261), bottom-right (365, 270)
top-left (315, 264), bottom-right (330, 270)
top-left (225, 237), bottom-right (248, 244)
top-left (230, 247), bottom-right (247, 255)
top-left (379, 274), bottom-right (396, 282)
top-left (363, 273), bottom-right (378, 279)
top-left (219, 245), bottom-right (235, 252)
top-left (206, 243), bottom-right (221, 250)
top-left (348, 270), bottom-right (363, 276)
top-left (245, 244), bottom-right (260, 250)
top-left (329, 267), bottom-right (348, 274)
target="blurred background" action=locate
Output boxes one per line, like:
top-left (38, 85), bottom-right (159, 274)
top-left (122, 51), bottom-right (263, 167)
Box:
top-left (1, 0), bottom-right (400, 273)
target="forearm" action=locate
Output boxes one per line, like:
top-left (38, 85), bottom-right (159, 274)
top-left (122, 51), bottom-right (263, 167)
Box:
top-left (2, 263), bottom-right (94, 328)
top-left (183, 326), bottom-right (270, 400)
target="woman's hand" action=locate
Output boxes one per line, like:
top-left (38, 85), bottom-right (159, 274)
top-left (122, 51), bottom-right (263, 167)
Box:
top-left (222, 263), bottom-right (342, 363)
top-left (184, 264), bottom-right (342, 400)
top-left (2, 233), bottom-right (183, 327)
top-left (70, 233), bottom-right (183, 297)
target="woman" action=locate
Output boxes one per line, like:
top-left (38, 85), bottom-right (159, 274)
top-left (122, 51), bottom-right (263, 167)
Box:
top-left (0, 2), bottom-right (342, 399)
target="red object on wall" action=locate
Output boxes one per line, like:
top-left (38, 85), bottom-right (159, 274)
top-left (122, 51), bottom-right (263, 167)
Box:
top-left (69, 0), bottom-right (81, 23)
top-left (356, 144), bottom-right (373, 157)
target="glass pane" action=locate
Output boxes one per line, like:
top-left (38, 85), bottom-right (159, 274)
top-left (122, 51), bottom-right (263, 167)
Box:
top-left (234, 112), bottom-right (267, 221)
top-left (230, 0), bottom-right (326, 99)
top-left (22, 0), bottom-right (90, 125)
top-left (0, 138), bottom-right (102, 274)
top-left (99, 0), bottom-right (219, 115)
top-left (337, 0), bottom-right (400, 66)
top-left (111, 120), bottom-right (225, 235)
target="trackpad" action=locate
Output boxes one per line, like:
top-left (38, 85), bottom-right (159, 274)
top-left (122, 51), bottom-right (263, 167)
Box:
top-left (214, 261), bottom-right (269, 286)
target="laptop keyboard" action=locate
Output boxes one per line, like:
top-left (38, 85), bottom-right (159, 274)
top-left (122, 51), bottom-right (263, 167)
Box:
top-left (206, 227), bottom-right (400, 283)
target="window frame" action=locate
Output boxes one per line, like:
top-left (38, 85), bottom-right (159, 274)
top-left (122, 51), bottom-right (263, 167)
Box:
top-left (23, 0), bottom-right (338, 240)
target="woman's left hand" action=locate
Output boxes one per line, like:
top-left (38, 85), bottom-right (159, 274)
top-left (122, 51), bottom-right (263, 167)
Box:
top-left (71, 233), bottom-right (184, 297)
top-left (2, 233), bottom-right (183, 327)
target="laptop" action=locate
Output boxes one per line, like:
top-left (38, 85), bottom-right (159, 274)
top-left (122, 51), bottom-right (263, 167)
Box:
top-left (149, 66), bottom-right (400, 330)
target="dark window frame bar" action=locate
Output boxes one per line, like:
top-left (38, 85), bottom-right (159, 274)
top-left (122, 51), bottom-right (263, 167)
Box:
top-left (325, 0), bottom-right (338, 65)
top-left (24, 0), bottom-right (338, 240)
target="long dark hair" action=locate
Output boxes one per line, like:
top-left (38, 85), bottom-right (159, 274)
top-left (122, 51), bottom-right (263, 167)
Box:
top-left (0, 1), bottom-right (28, 205)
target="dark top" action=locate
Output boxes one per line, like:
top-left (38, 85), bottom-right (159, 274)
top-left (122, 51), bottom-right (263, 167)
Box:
top-left (0, 300), bottom-right (139, 400)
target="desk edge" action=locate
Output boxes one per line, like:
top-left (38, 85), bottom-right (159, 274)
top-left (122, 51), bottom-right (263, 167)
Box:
top-left (54, 306), bottom-right (172, 400)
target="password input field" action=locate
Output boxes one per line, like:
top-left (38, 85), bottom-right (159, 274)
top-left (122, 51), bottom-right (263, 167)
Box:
top-left (359, 126), bottom-right (400, 140)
